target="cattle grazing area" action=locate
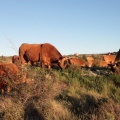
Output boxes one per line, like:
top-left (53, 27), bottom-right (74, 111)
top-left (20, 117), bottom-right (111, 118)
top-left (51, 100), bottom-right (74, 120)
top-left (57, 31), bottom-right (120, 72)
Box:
top-left (0, 50), bottom-right (120, 119)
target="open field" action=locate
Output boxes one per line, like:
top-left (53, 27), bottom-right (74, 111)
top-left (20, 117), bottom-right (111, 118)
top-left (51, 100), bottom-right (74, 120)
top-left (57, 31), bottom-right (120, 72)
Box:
top-left (0, 54), bottom-right (120, 120)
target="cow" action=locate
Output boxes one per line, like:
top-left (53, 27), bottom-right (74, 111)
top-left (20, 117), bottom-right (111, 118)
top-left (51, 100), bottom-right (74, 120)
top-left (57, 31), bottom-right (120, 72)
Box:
top-left (0, 62), bottom-right (27, 93)
top-left (18, 43), bottom-right (69, 69)
top-left (68, 57), bottom-right (87, 67)
top-left (114, 49), bottom-right (120, 63)
top-left (108, 49), bottom-right (120, 75)
top-left (86, 56), bottom-right (94, 67)
top-left (99, 61), bottom-right (108, 67)
top-left (102, 55), bottom-right (115, 64)
top-left (12, 55), bottom-right (22, 68)
top-left (40, 43), bottom-right (68, 69)
top-left (19, 43), bottom-right (42, 65)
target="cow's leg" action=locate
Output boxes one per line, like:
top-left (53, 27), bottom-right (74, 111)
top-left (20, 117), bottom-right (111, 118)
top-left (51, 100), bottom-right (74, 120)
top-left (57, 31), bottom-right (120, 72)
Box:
top-left (46, 60), bottom-right (51, 70)
top-left (20, 54), bottom-right (26, 65)
top-left (41, 61), bottom-right (45, 70)
top-left (48, 65), bottom-right (51, 70)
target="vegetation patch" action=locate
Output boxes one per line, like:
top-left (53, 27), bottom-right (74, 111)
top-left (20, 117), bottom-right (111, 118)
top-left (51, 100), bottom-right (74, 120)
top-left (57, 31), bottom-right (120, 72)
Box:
top-left (0, 60), bottom-right (120, 120)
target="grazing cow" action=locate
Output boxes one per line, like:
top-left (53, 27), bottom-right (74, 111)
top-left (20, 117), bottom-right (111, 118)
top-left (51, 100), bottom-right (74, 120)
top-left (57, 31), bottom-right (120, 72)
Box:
top-left (68, 57), bottom-right (86, 67)
top-left (108, 49), bottom-right (120, 75)
top-left (40, 43), bottom-right (68, 69)
top-left (19, 43), bottom-right (42, 65)
top-left (86, 56), bottom-right (94, 67)
top-left (102, 55), bottom-right (115, 64)
top-left (0, 63), bottom-right (26, 93)
top-left (18, 43), bottom-right (68, 69)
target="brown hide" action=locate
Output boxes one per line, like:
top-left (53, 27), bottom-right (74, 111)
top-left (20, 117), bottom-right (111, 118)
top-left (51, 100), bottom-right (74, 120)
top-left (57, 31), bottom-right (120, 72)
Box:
top-left (108, 62), bottom-right (120, 75)
top-left (99, 61), bottom-right (108, 67)
top-left (103, 55), bottom-right (115, 64)
top-left (108, 49), bottom-right (120, 75)
top-left (58, 57), bottom-right (68, 69)
top-left (19, 43), bottom-right (42, 65)
top-left (69, 57), bottom-right (86, 67)
top-left (25, 44), bottom-right (42, 65)
top-left (0, 63), bottom-right (26, 93)
top-left (12, 55), bottom-right (21, 68)
top-left (87, 57), bottom-right (94, 67)
top-left (114, 62), bottom-right (120, 74)
top-left (40, 43), bottom-right (67, 69)
top-left (114, 49), bottom-right (120, 63)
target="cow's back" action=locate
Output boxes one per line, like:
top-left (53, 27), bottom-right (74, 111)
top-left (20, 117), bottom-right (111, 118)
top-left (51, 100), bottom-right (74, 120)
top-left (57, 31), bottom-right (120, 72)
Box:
top-left (19, 43), bottom-right (42, 65)
top-left (41, 43), bottom-right (62, 61)
top-left (69, 58), bottom-right (86, 67)
top-left (25, 44), bottom-right (42, 64)
top-left (99, 61), bottom-right (108, 67)
top-left (0, 63), bottom-right (28, 93)
top-left (0, 63), bottom-right (20, 76)
top-left (103, 55), bottom-right (115, 64)
top-left (40, 43), bottom-right (64, 69)
top-left (19, 43), bottom-right (32, 54)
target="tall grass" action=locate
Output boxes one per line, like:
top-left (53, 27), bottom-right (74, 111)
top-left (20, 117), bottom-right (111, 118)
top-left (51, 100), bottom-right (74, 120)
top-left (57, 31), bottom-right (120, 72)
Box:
top-left (0, 65), bottom-right (120, 120)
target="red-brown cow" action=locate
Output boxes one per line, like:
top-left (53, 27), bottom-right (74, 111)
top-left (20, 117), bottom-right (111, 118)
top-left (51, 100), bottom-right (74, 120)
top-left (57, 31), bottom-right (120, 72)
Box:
top-left (40, 43), bottom-right (68, 69)
top-left (68, 57), bottom-right (86, 67)
top-left (86, 56), bottom-right (94, 67)
top-left (102, 55), bottom-right (115, 64)
top-left (114, 49), bottom-right (120, 63)
top-left (0, 63), bottom-right (26, 93)
top-left (12, 55), bottom-right (22, 68)
top-left (19, 43), bottom-right (42, 65)
top-left (108, 49), bottom-right (120, 75)
top-left (99, 61), bottom-right (108, 67)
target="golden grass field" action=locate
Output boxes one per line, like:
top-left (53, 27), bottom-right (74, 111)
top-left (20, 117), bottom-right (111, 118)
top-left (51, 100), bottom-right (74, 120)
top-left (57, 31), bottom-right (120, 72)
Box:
top-left (0, 54), bottom-right (120, 120)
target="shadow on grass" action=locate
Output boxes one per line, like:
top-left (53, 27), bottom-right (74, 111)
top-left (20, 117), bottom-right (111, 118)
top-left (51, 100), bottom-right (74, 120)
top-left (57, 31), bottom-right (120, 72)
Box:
top-left (55, 93), bottom-right (108, 120)
top-left (24, 96), bottom-right (45, 120)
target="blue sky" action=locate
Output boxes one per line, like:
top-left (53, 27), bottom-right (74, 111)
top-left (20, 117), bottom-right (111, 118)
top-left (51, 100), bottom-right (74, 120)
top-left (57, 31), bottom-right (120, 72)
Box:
top-left (0, 0), bottom-right (120, 56)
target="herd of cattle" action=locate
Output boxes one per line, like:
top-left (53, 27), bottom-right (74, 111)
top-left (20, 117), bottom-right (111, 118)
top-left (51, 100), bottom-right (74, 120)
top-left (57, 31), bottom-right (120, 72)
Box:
top-left (0, 43), bottom-right (120, 93)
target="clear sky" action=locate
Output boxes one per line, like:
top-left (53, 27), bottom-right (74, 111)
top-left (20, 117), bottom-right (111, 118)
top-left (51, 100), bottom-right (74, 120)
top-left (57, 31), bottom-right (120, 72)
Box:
top-left (0, 0), bottom-right (120, 56)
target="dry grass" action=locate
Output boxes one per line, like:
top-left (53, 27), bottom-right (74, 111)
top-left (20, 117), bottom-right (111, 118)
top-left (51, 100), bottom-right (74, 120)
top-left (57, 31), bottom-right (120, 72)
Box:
top-left (0, 56), bottom-right (120, 120)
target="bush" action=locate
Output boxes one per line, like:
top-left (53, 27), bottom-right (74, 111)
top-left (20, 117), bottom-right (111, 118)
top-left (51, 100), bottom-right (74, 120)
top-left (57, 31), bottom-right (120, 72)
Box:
top-left (0, 66), bottom-right (120, 120)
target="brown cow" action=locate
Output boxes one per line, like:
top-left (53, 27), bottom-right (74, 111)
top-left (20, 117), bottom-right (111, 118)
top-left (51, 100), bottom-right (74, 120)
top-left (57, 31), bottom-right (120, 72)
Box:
top-left (40, 43), bottom-right (68, 69)
top-left (99, 61), bottom-right (108, 67)
top-left (114, 49), bottom-right (120, 63)
top-left (12, 55), bottom-right (21, 68)
top-left (19, 43), bottom-right (68, 69)
top-left (19, 43), bottom-right (42, 65)
top-left (0, 62), bottom-right (26, 93)
top-left (108, 49), bottom-right (120, 75)
top-left (86, 56), bottom-right (94, 67)
top-left (68, 57), bottom-right (86, 67)
top-left (102, 55), bottom-right (115, 64)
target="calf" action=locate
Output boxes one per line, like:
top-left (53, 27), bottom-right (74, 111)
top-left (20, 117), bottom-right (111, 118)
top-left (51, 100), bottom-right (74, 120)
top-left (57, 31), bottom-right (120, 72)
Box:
top-left (0, 63), bottom-right (26, 93)
top-left (68, 57), bottom-right (86, 67)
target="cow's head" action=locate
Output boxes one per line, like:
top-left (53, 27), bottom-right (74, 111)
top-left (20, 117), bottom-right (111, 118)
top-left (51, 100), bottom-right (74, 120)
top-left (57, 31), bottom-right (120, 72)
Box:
top-left (58, 56), bottom-right (69, 69)
top-left (12, 55), bottom-right (22, 67)
top-left (108, 62), bottom-right (120, 75)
